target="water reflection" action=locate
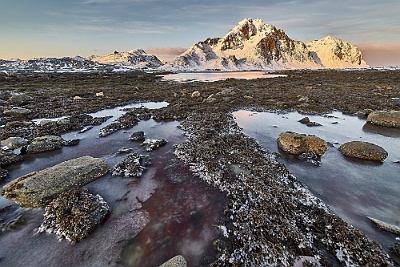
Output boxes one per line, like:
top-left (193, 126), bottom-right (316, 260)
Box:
top-left (234, 110), bottom-right (400, 252)
top-left (159, 71), bottom-right (286, 82)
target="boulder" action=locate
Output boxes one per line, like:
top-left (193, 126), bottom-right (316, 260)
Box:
top-left (191, 91), bottom-right (201, 98)
top-left (1, 156), bottom-right (109, 208)
top-left (25, 135), bottom-right (64, 154)
top-left (277, 132), bottom-right (328, 157)
top-left (368, 217), bottom-right (400, 235)
top-left (37, 188), bottom-right (109, 242)
top-left (130, 131), bottom-right (145, 142)
top-left (159, 255), bottom-right (187, 267)
top-left (3, 107), bottom-right (32, 117)
top-left (339, 141), bottom-right (388, 161)
top-left (112, 153), bottom-right (146, 177)
top-left (367, 110), bottom-right (400, 128)
top-left (1, 137), bottom-right (28, 150)
top-left (142, 139), bottom-right (167, 151)
top-left (0, 150), bottom-right (23, 166)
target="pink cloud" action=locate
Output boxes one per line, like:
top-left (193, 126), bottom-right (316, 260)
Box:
top-left (358, 44), bottom-right (400, 67)
top-left (146, 47), bottom-right (187, 63)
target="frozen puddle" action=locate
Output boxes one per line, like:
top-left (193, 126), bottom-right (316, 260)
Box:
top-left (0, 103), bottom-right (226, 267)
top-left (234, 110), bottom-right (400, 252)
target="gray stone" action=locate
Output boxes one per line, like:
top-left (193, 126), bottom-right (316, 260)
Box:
top-left (3, 107), bottom-right (32, 117)
top-left (339, 141), bottom-right (388, 162)
top-left (112, 153), bottom-right (145, 177)
top-left (26, 135), bottom-right (64, 154)
top-left (277, 131), bottom-right (328, 157)
top-left (1, 156), bottom-right (109, 208)
top-left (1, 137), bottom-right (28, 150)
top-left (367, 110), bottom-right (400, 128)
top-left (159, 255), bottom-right (187, 267)
top-left (368, 217), bottom-right (400, 235)
top-left (142, 139), bottom-right (167, 151)
top-left (130, 131), bottom-right (145, 142)
top-left (37, 188), bottom-right (109, 243)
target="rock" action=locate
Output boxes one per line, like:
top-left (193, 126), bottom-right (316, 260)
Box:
top-left (37, 188), bottom-right (109, 243)
top-left (158, 255), bottom-right (187, 267)
top-left (368, 217), bottom-right (400, 235)
top-left (277, 132), bottom-right (328, 157)
top-left (73, 96), bottom-right (82, 100)
top-left (62, 139), bottom-right (80, 146)
top-left (339, 141), bottom-right (388, 162)
top-left (99, 122), bottom-right (121, 137)
top-left (112, 153), bottom-right (146, 177)
top-left (1, 156), bottom-right (109, 208)
top-left (8, 94), bottom-right (33, 104)
top-left (79, 126), bottom-right (93, 133)
top-left (3, 107), bottom-right (32, 117)
top-left (1, 137), bottom-right (28, 150)
top-left (117, 147), bottom-right (133, 154)
top-left (129, 131), bottom-right (145, 142)
top-left (142, 139), bottom-right (167, 151)
top-left (391, 240), bottom-right (400, 258)
top-left (0, 167), bottom-right (8, 179)
top-left (25, 135), bottom-right (64, 154)
top-left (367, 110), bottom-right (400, 128)
top-left (96, 92), bottom-right (104, 97)
top-left (0, 150), bottom-right (23, 166)
top-left (191, 91), bottom-right (201, 98)
top-left (298, 117), bottom-right (310, 124)
top-left (306, 121), bottom-right (322, 127)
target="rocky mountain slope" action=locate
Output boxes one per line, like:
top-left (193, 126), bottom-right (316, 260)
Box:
top-left (90, 49), bottom-right (163, 69)
top-left (166, 18), bottom-right (367, 71)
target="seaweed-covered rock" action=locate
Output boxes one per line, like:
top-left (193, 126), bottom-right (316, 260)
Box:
top-left (278, 131), bottom-right (328, 156)
top-left (25, 135), bottom-right (64, 154)
top-left (159, 255), bottom-right (187, 267)
top-left (142, 139), bottom-right (167, 151)
top-left (367, 110), bottom-right (400, 128)
top-left (37, 188), bottom-right (109, 242)
top-left (1, 137), bottom-right (28, 150)
top-left (1, 156), bottom-right (109, 208)
top-left (339, 141), bottom-right (388, 162)
top-left (112, 153), bottom-right (145, 177)
top-left (0, 150), bottom-right (23, 166)
top-left (130, 131), bottom-right (145, 142)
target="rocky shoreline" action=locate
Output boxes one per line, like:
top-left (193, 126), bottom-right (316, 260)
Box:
top-left (1, 69), bottom-right (400, 266)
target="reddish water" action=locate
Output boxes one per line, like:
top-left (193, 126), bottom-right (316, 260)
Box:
top-left (0, 103), bottom-right (226, 266)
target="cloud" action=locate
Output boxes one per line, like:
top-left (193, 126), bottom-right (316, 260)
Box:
top-left (358, 44), bottom-right (400, 67)
top-left (146, 47), bottom-right (187, 62)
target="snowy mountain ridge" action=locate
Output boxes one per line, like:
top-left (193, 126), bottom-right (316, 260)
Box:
top-left (90, 49), bottom-right (163, 69)
top-left (165, 18), bottom-right (368, 71)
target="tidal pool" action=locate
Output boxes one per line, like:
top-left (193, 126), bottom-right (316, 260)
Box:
top-left (0, 103), bottom-right (226, 266)
top-left (234, 110), bottom-right (400, 252)
top-left (159, 71), bottom-right (286, 82)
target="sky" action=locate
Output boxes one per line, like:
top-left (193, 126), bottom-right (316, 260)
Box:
top-left (1, 0), bottom-right (399, 66)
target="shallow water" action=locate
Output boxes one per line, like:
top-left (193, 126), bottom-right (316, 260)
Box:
top-left (0, 103), bottom-right (226, 266)
top-left (234, 110), bottom-right (400, 252)
top-left (159, 71), bottom-right (286, 82)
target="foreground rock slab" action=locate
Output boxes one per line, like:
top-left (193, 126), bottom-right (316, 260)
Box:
top-left (159, 255), bottom-right (187, 267)
top-left (1, 156), bottom-right (109, 208)
top-left (25, 135), bottom-right (64, 154)
top-left (277, 131), bottom-right (328, 156)
top-left (339, 141), bottom-right (388, 161)
top-left (37, 188), bottom-right (109, 243)
top-left (368, 217), bottom-right (400, 235)
top-left (367, 110), bottom-right (400, 128)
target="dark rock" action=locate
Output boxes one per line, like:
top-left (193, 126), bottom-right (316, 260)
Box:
top-left (62, 139), bottom-right (80, 146)
top-left (1, 156), bottom-right (109, 208)
top-left (298, 117), bottom-right (310, 124)
top-left (158, 255), bottom-right (187, 267)
top-left (339, 141), bottom-right (388, 161)
top-left (129, 131), bottom-right (145, 142)
top-left (0, 167), bottom-right (8, 179)
top-left (367, 110), bottom-right (400, 128)
top-left (306, 121), bottom-right (322, 127)
top-left (391, 240), bottom-right (400, 258)
top-left (99, 122), bottom-right (121, 137)
top-left (278, 131), bottom-right (328, 156)
top-left (142, 139), bottom-right (167, 151)
top-left (112, 153), bottom-right (146, 177)
top-left (37, 188), bottom-right (109, 243)
top-left (25, 135), bottom-right (64, 154)
top-left (0, 150), bottom-right (23, 166)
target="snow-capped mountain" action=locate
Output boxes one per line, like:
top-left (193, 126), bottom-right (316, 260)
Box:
top-left (91, 49), bottom-right (163, 69)
top-left (306, 36), bottom-right (367, 68)
top-left (0, 57), bottom-right (104, 73)
top-left (166, 18), bottom-right (367, 71)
